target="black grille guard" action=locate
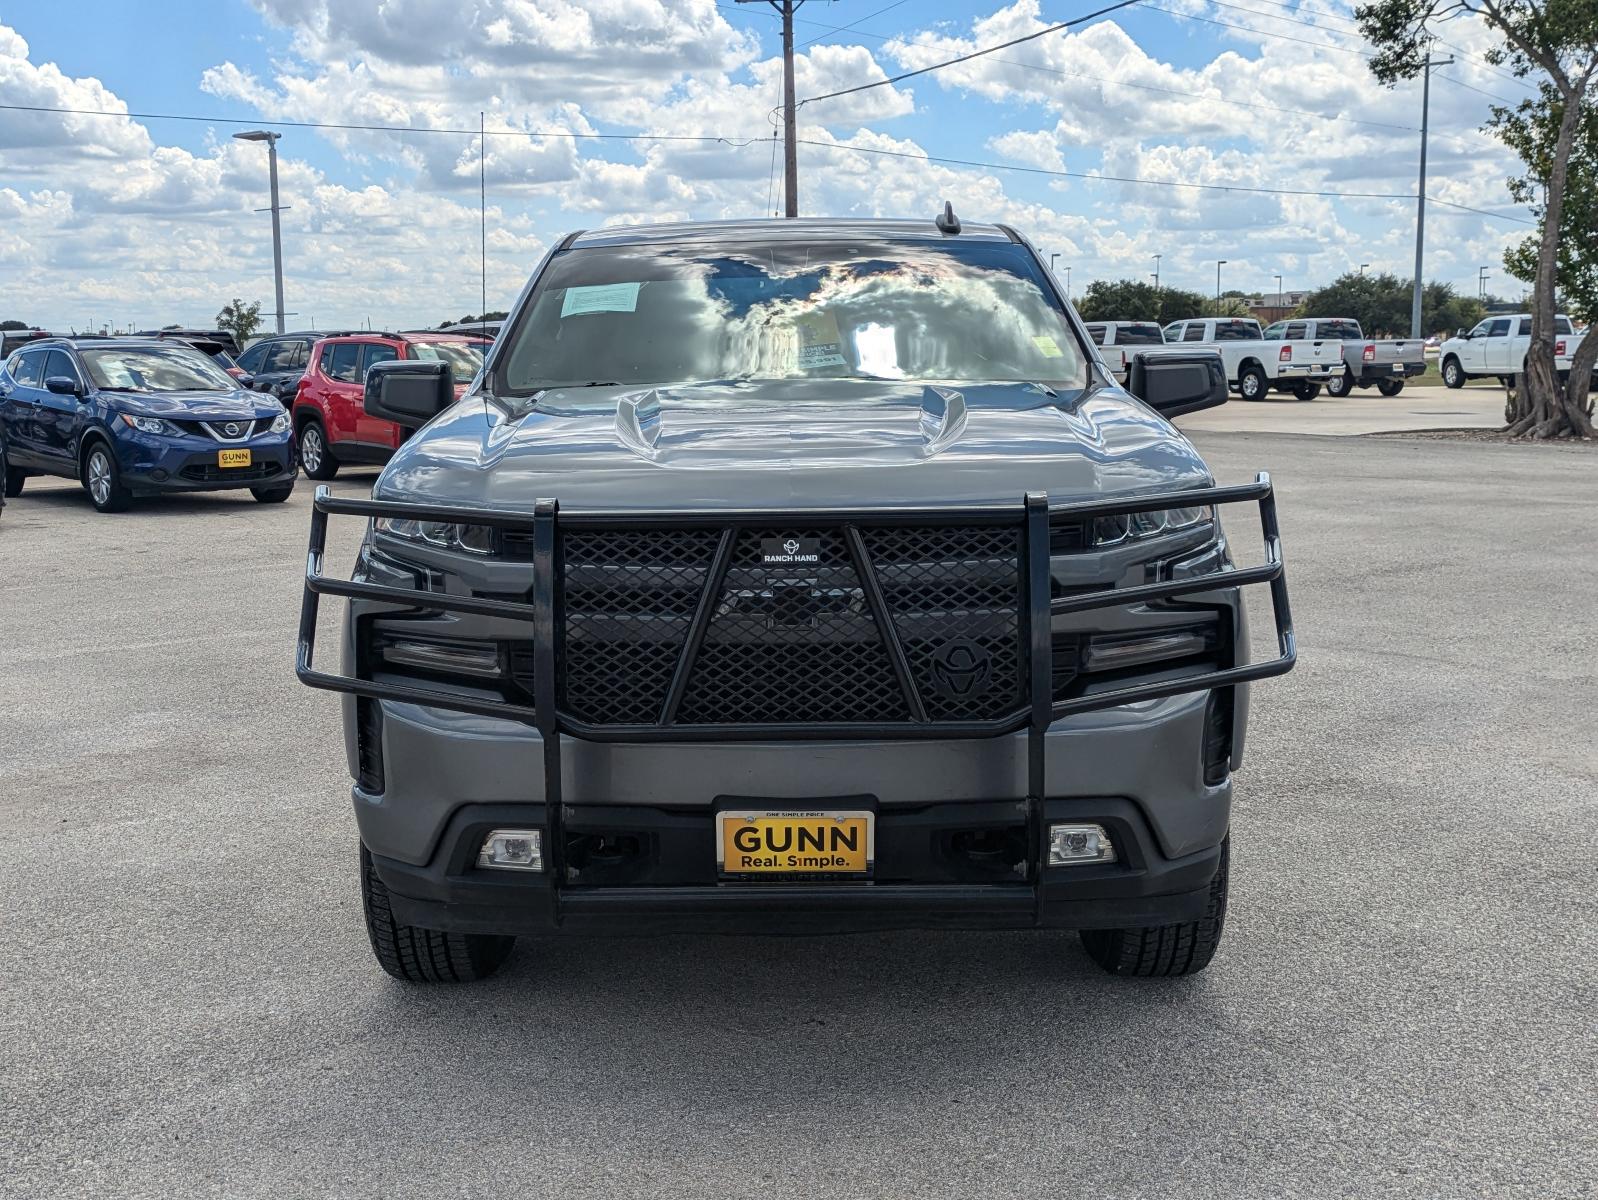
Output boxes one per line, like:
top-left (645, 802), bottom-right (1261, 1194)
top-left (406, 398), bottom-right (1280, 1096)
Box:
top-left (298, 475), bottom-right (1295, 836)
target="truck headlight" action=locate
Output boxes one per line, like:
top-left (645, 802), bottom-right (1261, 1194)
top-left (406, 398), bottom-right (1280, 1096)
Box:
top-left (374, 516), bottom-right (495, 554)
top-left (1091, 505), bottom-right (1212, 546)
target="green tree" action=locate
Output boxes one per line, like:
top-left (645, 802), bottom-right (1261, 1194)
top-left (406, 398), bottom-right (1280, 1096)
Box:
top-left (1495, 77), bottom-right (1598, 422)
top-left (0, 319), bottom-right (29, 331)
top-left (1356, 0), bottom-right (1598, 437)
top-left (215, 299), bottom-right (264, 346)
top-left (1296, 272), bottom-right (1484, 336)
top-left (1076, 279), bottom-right (1206, 323)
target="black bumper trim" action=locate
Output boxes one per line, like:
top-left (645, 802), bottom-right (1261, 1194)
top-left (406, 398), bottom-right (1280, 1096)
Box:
top-left (367, 798), bottom-right (1223, 937)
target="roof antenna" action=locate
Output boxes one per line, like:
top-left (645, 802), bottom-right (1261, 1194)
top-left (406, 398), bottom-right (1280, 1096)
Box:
top-left (935, 200), bottom-right (961, 235)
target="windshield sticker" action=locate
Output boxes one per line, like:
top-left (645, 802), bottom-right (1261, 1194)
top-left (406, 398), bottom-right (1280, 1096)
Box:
top-left (560, 282), bottom-right (642, 318)
top-left (1032, 335), bottom-right (1064, 358)
top-left (795, 310), bottom-right (847, 369)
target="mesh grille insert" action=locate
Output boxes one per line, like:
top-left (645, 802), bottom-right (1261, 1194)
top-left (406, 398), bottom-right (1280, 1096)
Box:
top-left (558, 529), bottom-right (721, 724)
top-left (548, 522), bottom-right (1028, 727)
top-left (676, 528), bottom-right (909, 725)
top-left (859, 525), bottom-right (1025, 721)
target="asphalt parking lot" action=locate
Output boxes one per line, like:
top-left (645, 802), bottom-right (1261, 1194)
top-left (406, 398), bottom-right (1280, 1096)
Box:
top-left (2, 432), bottom-right (1595, 1200)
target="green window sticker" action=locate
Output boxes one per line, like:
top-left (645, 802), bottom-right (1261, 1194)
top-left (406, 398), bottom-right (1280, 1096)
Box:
top-left (1032, 335), bottom-right (1064, 358)
top-left (560, 282), bottom-right (642, 318)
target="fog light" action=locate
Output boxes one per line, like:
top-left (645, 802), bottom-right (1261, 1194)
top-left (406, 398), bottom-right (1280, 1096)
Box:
top-left (477, 829), bottom-right (543, 872)
top-left (1048, 823), bottom-right (1116, 865)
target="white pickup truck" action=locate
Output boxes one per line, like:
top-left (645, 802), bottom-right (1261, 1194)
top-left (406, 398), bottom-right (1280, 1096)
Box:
top-left (1161, 317), bottom-right (1341, 400)
top-left (1081, 320), bottom-right (1166, 384)
top-left (1438, 314), bottom-right (1585, 388)
top-left (1263, 317), bottom-right (1426, 398)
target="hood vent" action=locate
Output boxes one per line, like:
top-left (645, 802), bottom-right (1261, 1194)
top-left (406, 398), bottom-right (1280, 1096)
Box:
top-left (918, 386), bottom-right (968, 456)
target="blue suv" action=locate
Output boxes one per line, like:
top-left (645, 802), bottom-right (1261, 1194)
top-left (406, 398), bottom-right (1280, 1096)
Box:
top-left (0, 337), bottom-right (297, 512)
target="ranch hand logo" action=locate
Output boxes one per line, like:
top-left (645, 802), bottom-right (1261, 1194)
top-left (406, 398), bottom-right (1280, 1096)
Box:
top-left (760, 536), bottom-right (821, 566)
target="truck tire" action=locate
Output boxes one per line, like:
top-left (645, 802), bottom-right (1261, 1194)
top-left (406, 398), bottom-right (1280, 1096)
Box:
top-left (1441, 356), bottom-right (1465, 389)
top-left (1325, 371), bottom-right (1354, 398)
top-left (1376, 379), bottom-right (1405, 397)
top-left (298, 418), bottom-right (340, 481)
top-left (3, 461), bottom-right (24, 497)
top-left (1079, 838), bottom-right (1229, 977)
top-left (1291, 382), bottom-right (1321, 401)
top-left (1237, 365), bottom-right (1269, 401)
top-left (360, 844), bottom-right (515, 983)
top-left (251, 483), bottom-right (295, 503)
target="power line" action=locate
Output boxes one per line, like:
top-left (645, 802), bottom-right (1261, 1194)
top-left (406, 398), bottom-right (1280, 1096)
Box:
top-left (796, 0), bottom-right (909, 48)
top-left (800, 0), bottom-right (1142, 106)
top-left (726, 0), bottom-right (1443, 137)
top-left (797, 134), bottom-right (1536, 222)
top-left (1135, 2), bottom-right (1376, 58)
top-left (0, 102), bottom-right (766, 145)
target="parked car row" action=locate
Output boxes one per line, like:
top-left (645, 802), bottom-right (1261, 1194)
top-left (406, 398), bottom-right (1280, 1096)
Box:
top-left (0, 326), bottom-right (491, 513)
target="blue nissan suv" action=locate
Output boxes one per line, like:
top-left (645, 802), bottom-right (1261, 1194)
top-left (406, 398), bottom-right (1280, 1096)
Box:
top-left (0, 337), bottom-right (297, 512)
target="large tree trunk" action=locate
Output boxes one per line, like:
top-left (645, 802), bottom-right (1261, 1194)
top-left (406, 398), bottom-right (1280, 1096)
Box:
top-left (1506, 85), bottom-right (1582, 438)
top-left (1564, 327), bottom-right (1598, 435)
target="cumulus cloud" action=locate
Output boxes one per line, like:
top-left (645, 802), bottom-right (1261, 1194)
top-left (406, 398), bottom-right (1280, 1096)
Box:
top-left (0, 0), bottom-right (1535, 328)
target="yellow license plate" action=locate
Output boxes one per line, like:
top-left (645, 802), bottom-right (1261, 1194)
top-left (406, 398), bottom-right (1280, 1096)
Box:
top-left (717, 810), bottom-right (873, 876)
top-left (218, 448), bottom-right (252, 468)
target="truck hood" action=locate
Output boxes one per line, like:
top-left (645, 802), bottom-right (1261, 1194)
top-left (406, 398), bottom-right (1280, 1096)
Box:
top-left (374, 379), bottom-right (1214, 512)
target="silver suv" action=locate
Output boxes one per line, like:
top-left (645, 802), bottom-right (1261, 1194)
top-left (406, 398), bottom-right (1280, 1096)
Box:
top-left (297, 213), bottom-right (1295, 983)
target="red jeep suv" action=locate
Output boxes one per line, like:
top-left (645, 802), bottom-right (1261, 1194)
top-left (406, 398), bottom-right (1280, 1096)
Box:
top-left (293, 331), bottom-right (488, 479)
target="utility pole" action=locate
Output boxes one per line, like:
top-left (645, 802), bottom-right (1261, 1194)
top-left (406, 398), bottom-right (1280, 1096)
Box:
top-left (1152, 253), bottom-right (1161, 291)
top-left (1412, 48), bottom-right (1454, 339)
top-left (1274, 274), bottom-right (1283, 307)
top-left (1216, 260), bottom-right (1227, 304)
top-left (233, 130), bottom-right (287, 334)
top-left (1064, 266), bottom-right (1072, 302)
top-left (740, 0), bottom-right (802, 217)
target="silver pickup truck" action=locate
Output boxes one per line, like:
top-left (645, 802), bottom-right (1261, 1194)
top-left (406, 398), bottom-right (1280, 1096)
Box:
top-left (295, 212), bottom-right (1296, 986)
top-left (1265, 318), bottom-right (1426, 397)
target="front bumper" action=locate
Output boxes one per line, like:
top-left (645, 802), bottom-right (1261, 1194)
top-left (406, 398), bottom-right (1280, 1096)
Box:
top-left (298, 478), bottom-right (1295, 937)
top-left (116, 428), bottom-right (296, 493)
top-left (367, 795), bottom-right (1224, 936)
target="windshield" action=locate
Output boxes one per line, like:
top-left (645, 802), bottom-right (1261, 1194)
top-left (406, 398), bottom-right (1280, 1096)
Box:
top-left (499, 238), bottom-right (1089, 393)
top-left (410, 341), bottom-right (485, 377)
top-left (79, 346), bottom-right (237, 392)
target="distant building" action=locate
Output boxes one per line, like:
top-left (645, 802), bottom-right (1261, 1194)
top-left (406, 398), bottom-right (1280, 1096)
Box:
top-left (1245, 291), bottom-right (1310, 324)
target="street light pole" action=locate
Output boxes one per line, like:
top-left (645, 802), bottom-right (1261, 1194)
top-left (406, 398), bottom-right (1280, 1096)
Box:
top-left (1050, 252), bottom-right (1059, 274)
top-left (1064, 265), bottom-right (1072, 302)
top-left (1152, 253), bottom-right (1161, 290)
top-left (1359, 262), bottom-right (1370, 276)
top-left (1412, 49), bottom-right (1455, 339)
top-left (1274, 274), bottom-right (1283, 307)
top-left (234, 130), bottom-right (286, 334)
top-left (1478, 265), bottom-right (1490, 301)
top-left (1216, 260), bottom-right (1227, 304)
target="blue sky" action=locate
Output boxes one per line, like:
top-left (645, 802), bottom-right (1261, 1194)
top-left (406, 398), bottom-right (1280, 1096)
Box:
top-left (0, 0), bottom-right (1535, 330)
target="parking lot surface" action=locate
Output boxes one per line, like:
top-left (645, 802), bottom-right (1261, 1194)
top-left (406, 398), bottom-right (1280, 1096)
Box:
top-left (2, 433), bottom-right (1595, 1199)
top-left (1180, 383), bottom-right (1508, 436)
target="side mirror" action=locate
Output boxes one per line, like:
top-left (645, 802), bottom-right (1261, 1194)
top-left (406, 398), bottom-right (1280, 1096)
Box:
top-left (237, 373), bottom-right (255, 389)
top-left (1126, 349), bottom-right (1228, 420)
top-left (364, 359), bottom-right (453, 427)
top-left (44, 376), bottom-right (82, 396)
top-left (1455, 328), bottom-right (1467, 339)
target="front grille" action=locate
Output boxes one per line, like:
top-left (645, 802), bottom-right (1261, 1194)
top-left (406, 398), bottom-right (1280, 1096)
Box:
top-left (179, 461), bottom-right (283, 482)
top-left (170, 417), bottom-right (276, 441)
top-left (552, 522), bottom-right (1026, 727)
